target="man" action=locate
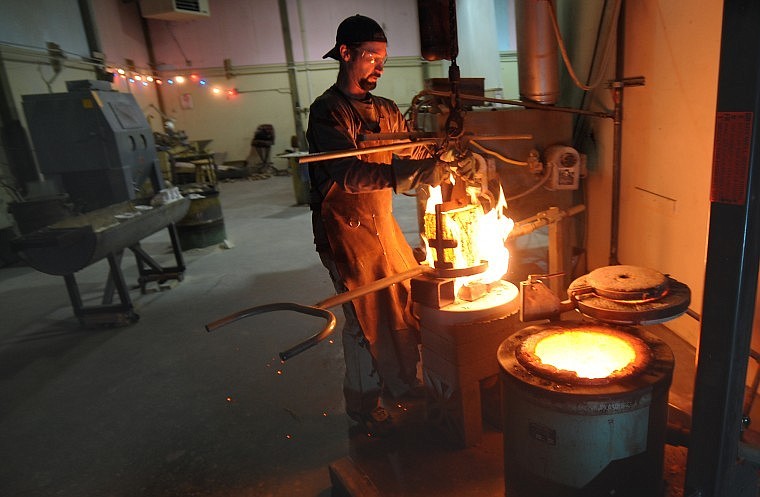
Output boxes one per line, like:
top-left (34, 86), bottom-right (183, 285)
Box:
top-left (306, 14), bottom-right (468, 435)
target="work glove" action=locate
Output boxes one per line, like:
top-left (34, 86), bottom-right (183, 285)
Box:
top-left (421, 160), bottom-right (451, 187)
top-left (392, 157), bottom-right (450, 192)
top-left (436, 146), bottom-right (478, 182)
top-left (450, 152), bottom-right (478, 182)
top-left (437, 146), bottom-right (458, 163)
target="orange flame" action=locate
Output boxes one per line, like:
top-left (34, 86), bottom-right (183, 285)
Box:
top-left (423, 176), bottom-right (513, 295)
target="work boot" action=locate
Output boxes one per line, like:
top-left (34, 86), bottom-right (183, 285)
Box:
top-left (349, 406), bottom-right (394, 437)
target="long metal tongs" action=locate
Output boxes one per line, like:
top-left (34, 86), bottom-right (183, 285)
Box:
top-left (298, 138), bottom-right (439, 164)
top-left (205, 265), bottom-right (433, 361)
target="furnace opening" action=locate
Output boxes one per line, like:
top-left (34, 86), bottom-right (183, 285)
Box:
top-left (516, 325), bottom-right (652, 385)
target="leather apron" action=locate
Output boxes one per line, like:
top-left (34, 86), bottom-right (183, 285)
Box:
top-left (320, 141), bottom-right (420, 345)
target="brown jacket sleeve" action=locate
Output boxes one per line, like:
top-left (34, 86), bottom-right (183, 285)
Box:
top-left (306, 87), bottom-right (435, 196)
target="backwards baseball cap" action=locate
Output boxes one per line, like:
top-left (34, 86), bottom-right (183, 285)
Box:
top-left (323, 14), bottom-right (387, 60)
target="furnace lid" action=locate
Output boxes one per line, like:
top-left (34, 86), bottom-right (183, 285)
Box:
top-left (585, 265), bottom-right (669, 301)
top-left (568, 265), bottom-right (691, 325)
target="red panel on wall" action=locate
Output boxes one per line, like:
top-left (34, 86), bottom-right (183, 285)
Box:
top-left (711, 111), bottom-right (753, 205)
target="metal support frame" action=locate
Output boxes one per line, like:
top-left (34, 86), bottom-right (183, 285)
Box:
top-left (684, 1), bottom-right (760, 495)
top-left (64, 251), bottom-right (138, 327)
top-left (62, 223), bottom-right (185, 327)
top-left (132, 223), bottom-right (185, 293)
top-left (508, 204), bottom-right (586, 297)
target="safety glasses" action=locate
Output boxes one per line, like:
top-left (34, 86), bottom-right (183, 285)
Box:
top-left (359, 49), bottom-right (388, 66)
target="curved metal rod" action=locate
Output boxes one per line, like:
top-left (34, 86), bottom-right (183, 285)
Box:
top-left (205, 265), bottom-right (434, 361)
top-left (205, 302), bottom-right (337, 361)
top-left (277, 307), bottom-right (337, 361)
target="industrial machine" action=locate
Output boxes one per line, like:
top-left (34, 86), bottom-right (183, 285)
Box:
top-left (13, 80), bottom-right (189, 326)
top-left (499, 264), bottom-right (690, 496)
top-left (22, 79), bottom-right (161, 212)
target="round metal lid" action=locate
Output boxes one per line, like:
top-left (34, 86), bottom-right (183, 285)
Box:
top-left (568, 265), bottom-right (691, 325)
top-left (585, 265), bottom-right (669, 301)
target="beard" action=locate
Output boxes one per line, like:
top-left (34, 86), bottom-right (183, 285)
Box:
top-left (358, 77), bottom-right (378, 91)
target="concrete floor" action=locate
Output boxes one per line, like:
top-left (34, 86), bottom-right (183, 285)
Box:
top-left (0, 175), bottom-right (700, 496)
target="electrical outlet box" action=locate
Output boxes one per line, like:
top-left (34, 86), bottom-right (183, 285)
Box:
top-left (544, 145), bottom-right (580, 191)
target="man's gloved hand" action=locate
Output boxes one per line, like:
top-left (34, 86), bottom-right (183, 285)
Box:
top-left (421, 160), bottom-right (451, 187)
top-left (392, 157), bottom-right (450, 192)
top-left (436, 146), bottom-right (478, 183)
top-left (438, 147), bottom-right (457, 163)
top-left (451, 153), bottom-right (478, 182)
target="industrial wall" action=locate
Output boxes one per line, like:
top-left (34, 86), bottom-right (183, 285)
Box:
top-left (584, 0), bottom-right (723, 347)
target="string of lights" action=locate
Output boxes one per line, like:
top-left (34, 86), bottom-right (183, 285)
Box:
top-left (107, 66), bottom-right (239, 97)
top-left (0, 40), bottom-right (255, 99)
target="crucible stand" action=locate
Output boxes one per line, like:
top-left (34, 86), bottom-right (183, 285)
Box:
top-left (417, 294), bottom-right (521, 448)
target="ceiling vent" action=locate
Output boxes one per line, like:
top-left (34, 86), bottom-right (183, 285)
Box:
top-left (139, 0), bottom-right (210, 21)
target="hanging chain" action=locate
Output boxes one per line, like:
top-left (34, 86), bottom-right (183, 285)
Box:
top-left (442, 0), bottom-right (464, 153)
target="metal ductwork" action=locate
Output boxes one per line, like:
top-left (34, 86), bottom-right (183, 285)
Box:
top-left (514, 0), bottom-right (559, 105)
